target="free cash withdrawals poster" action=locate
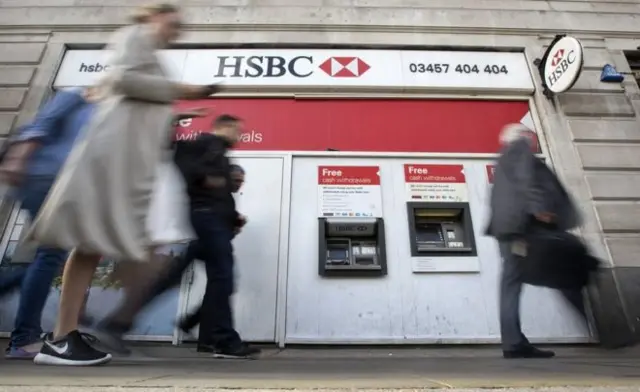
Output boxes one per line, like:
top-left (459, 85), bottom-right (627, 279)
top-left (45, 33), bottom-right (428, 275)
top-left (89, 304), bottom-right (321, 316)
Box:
top-left (403, 164), bottom-right (468, 202)
top-left (317, 166), bottom-right (382, 217)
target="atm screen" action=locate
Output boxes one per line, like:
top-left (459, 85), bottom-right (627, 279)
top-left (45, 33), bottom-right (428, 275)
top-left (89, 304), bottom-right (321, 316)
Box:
top-left (328, 249), bottom-right (348, 260)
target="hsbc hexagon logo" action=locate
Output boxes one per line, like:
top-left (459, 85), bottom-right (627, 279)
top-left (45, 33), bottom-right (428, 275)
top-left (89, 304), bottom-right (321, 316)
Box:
top-left (551, 49), bottom-right (565, 67)
top-left (319, 57), bottom-right (371, 78)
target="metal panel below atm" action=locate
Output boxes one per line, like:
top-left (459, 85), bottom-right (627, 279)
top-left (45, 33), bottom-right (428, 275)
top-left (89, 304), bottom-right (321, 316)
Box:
top-left (407, 202), bottom-right (477, 257)
top-left (318, 217), bottom-right (387, 277)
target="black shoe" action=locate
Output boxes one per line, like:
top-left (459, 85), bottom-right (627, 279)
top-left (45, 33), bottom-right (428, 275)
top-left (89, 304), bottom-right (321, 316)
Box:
top-left (33, 330), bottom-right (112, 366)
top-left (503, 346), bottom-right (555, 359)
top-left (196, 343), bottom-right (215, 353)
top-left (213, 343), bottom-right (261, 359)
top-left (89, 322), bottom-right (131, 355)
top-left (177, 318), bottom-right (197, 336)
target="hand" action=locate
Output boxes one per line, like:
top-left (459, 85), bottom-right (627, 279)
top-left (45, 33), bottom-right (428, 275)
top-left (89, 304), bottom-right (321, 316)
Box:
top-left (236, 214), bottom-right (247, 227)
top-left (534, 212), bottom-right (556, 223)
top-left (0, 157), bottom-right (27, 187)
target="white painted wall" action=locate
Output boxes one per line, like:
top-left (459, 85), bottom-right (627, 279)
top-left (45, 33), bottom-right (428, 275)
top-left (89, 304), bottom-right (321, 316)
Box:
top-left (285, 157), bottom-right (590, 344)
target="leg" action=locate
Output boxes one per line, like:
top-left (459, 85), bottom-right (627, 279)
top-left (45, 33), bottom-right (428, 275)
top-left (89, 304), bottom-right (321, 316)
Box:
top-left (7, 247), bottom-right (67, 358)
top-left (7, 178), bottom-right (67, 358)
top-left (34, 250), bottom-right (112, 366)
top-left (498, 241), bottom-right (555, 359)
top-left (93, 246), bottom-right (194, 354)
top-left (0, 267), bottom-right (26, 298)
top-left (54, 250), bottom-right (101, 338)
top-left (190, 211), bottom-right (240, 349)
top-left (78, 288), bottom-right (94, 327)
top-left (498, 241), bottom-right (528, 351)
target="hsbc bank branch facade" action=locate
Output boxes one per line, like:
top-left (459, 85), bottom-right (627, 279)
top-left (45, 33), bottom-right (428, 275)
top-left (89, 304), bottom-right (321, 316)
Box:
top-left (0, 44), bottom-right (613, 347)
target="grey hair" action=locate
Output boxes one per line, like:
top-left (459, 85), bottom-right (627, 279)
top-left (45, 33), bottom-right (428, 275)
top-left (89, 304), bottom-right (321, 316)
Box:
top-left (499, 123), bottom-right (532, 146)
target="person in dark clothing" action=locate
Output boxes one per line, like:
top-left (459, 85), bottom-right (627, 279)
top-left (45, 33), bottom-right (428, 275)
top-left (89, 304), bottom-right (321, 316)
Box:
top-left (178, 164), bottom-right (246, 347)
top-left (486, 123), bottom-right (586, 360)
top-left (93, 115), bottom-right (260, 359)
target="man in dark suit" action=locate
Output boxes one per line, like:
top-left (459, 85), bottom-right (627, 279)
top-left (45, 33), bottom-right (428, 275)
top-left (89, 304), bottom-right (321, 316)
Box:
top-left (486, 123), bottom-right (585, 359)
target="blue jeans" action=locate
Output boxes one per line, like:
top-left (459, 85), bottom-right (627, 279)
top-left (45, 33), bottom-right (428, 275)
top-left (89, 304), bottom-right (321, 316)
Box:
top-left (10, 177), bottom-right (68, 348)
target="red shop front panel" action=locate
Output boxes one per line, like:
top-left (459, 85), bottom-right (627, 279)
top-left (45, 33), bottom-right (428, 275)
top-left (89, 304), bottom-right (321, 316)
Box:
top-left (174, 99), bottom-right (534, 154)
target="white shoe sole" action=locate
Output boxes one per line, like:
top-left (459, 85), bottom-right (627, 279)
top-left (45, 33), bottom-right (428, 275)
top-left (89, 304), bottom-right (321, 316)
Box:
top-left (33, 352), bottom-right (113, 366)
top-left (212, 353), bottom-right (258, 359)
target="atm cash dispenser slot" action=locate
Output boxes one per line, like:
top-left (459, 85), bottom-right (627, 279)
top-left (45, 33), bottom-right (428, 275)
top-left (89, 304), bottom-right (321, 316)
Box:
top-left (407, 202), bottom-right (477, 257)
top-left (318, 217), bottom-right (387, 277)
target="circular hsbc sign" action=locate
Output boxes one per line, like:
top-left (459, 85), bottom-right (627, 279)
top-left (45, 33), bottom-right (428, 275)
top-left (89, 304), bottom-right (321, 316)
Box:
top-left (543, 36), bottom-right (584, 94)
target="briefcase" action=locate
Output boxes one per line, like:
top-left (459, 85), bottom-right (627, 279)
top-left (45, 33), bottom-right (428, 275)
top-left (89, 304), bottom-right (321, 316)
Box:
top-left (516, 227), bottom-right (600, 290)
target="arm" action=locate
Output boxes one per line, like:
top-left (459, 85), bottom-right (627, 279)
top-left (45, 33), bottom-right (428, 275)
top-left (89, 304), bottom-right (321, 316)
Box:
top-left (13, 89), bottom-right (85, 145)
top-left (507, 139), bottom-right (546, 216)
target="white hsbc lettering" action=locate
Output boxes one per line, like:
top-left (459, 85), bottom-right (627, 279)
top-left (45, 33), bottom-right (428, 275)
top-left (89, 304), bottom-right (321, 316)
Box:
top-left (547, 50), bottom-right (576, 88)
top-left (215, 55), bottom-right (313, 78)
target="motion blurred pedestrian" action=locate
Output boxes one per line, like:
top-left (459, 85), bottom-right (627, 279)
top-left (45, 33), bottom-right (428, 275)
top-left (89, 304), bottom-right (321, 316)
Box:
top-left (486, 123), bottom-right (585, 359)
top-left (0, 87), bottom-right (98, 360)
top-left (26, 3), bottom-right (218, 366)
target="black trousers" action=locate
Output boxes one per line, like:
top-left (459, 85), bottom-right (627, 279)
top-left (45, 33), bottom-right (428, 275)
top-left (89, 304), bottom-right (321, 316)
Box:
top-left (186, 208), bottom-right (240, 348)
top-left (105, 209), bottom-right (241, 348)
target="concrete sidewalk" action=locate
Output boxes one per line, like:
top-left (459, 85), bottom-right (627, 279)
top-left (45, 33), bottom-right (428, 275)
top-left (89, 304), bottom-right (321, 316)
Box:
top-left (1, 344), bottom-right (640, 391)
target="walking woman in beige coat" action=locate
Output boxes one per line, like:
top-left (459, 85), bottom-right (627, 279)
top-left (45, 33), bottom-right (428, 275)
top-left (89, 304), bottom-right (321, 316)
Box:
top-left (28, 3), bottom-right (217, 366)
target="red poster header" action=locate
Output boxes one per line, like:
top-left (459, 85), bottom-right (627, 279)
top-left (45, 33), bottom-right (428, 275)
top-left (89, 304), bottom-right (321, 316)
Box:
top-left (404, 164), bottom-right (466, 183)
top-left (486, 165), bottom-right (496, 184)
top-left (318, 166), bottom-right (380, 185)
top-left (174, 99), bottom-right (534, 153)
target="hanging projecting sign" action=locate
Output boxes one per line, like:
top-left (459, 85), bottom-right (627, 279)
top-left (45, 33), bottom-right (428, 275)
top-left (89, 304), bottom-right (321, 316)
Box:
top-left (54, 49), bottom-right (534, 92)
top-left (318, 166), bottom-right (382, 218)
top-left (542, 36), bottom-right (584, 94)
top-left (403, 164), bottom-right (468, 202)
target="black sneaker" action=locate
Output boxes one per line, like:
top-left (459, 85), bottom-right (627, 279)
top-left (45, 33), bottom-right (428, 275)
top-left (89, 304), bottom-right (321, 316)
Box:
top-left (503, 345), bottom-right (555, 359)
top-left (213, 343), bottom-right (261, 359)
top-left (33, 330), bottom-right (112, 366)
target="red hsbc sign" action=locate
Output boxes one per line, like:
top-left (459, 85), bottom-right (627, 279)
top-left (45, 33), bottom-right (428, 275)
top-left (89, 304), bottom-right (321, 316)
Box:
top-left (174, 99), bottom-right (532, 153)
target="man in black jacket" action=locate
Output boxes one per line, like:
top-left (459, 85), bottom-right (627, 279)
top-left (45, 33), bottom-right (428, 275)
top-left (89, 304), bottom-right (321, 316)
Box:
top-left (93, 115), bottom-right (259, 359)
top-left (178, 164), bottom-right (246, 347)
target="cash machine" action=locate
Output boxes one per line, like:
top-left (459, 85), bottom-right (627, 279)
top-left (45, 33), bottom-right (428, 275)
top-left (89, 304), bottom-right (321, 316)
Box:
top-left (318, 217), bottom-right (387, 277)
top-left (406, 202), bottom-right (477, 257)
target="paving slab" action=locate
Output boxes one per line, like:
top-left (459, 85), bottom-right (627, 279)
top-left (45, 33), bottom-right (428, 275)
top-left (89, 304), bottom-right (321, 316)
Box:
top-left (0, 344), bottom-right (639, 390)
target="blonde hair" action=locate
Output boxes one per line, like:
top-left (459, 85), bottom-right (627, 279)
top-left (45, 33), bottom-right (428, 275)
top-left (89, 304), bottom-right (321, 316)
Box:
top-left (130, 3), bottom-right (179, 24)
top-left (499, 123), bottom-right (532, 146)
